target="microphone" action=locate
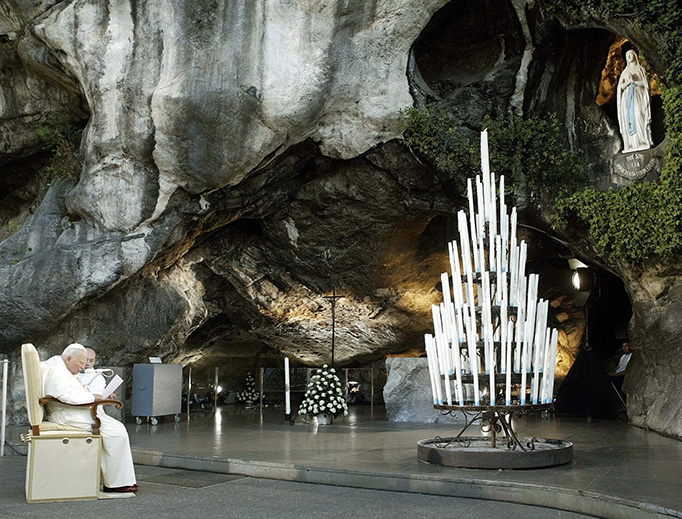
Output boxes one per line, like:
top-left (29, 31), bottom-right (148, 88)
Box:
top-left (83, 368), bottom-right (115, 377)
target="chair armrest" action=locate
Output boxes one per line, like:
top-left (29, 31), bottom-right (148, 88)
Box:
top-left (95, 398), bottom-right (124, 410)
top-left (39, 396), bottom-right (124, 435)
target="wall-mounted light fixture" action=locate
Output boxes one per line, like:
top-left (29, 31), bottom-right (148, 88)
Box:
top-left (571, 267), bottom-right (596, 293)
top-left (568, 259), bottom-right (596, 308)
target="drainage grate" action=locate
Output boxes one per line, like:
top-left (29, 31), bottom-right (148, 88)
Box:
top-left (140, 470), bottom-right (247, 488)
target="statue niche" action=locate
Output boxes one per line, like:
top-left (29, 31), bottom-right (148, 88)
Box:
top-left (617, 50), bottom-right (653, 154)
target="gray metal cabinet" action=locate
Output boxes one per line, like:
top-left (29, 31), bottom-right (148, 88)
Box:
top-left (131, 364), bottom-right (182, 425)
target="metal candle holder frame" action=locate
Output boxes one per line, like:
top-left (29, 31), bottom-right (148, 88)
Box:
top-left (433, 402), bottom-right (552, 452)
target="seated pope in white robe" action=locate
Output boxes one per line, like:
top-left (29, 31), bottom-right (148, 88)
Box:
top-left (41, 343), bottom-right (137, 492)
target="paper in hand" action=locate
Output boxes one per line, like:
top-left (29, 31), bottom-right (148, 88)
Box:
top-left (101, 374), bottom-right (123, 399)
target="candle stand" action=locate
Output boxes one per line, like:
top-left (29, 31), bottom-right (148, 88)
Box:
top-left (418, 130), bottom-right (573, 469)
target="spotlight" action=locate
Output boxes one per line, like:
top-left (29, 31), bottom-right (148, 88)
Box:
top-left (571, 268), bottom-right (596, 292)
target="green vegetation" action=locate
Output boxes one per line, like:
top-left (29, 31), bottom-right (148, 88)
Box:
top-left (403, 107), bottom-right (585, 197)
top-left (11, 244), bottom-right (33, 264)
top-left (36, 116), bottom-right (83, 183)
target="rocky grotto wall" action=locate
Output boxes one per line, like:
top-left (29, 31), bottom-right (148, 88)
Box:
top-left (1, 0), bottom-right (681, 437)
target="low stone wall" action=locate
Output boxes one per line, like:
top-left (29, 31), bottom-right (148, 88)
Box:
top-left (383, 358), bottom-right (463, 423)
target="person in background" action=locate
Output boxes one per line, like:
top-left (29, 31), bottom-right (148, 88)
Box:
top-left (609, 340), bottom-right (632, 412)
top-left (80, 346), bottom-right (106, 397)
top-left (615, 341), bottom-right (632, 375)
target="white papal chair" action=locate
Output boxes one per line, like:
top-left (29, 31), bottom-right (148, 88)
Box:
top-left (20, 343), bottom-right (123, 502)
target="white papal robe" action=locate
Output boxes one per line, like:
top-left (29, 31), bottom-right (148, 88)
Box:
top-left (80, 369), bottom-right (106, 396)
top-left (79, 369), bottom-right (107, 417)
top-left (41, 356), bottom-right (136, 488)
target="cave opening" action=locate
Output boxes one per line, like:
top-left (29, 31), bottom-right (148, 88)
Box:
top-left (555, 265), bottom-right (633, 419)
top-left (179, 1), bottom-right (648, 420)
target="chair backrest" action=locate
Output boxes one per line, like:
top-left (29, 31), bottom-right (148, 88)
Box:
top-left (21, 343), bottom-right (44, 427)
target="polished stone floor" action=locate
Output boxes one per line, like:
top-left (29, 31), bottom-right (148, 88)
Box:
top-left (0, 458), bottom-right (598, 518)
top-left (122, 405), bottom-right (682, 518)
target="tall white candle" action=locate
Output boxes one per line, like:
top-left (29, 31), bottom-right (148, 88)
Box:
top-left (546, 328), bottom-right (559, 403)
top-left (510, 207), bottom-right (517, 251)
top-left (499, 175), bottom-right (505, 239)
top-left (284, 357), bottom-right (291, 416)
top-left (501, 294), bottom-right (508, 375)
top-left (531, 298), bottom-right (545, 404)
top-left (489, 223), bottom-right (496, 272)
top-left (481, 128), bottom-right (490, 177)
top-left (537, 300), bottom-right (549, 371)
top-left (482, 271), bottom-right (491, 374)
top-left (425, 334), bottom-right (442, 405)
top-left (479, 236), bottom-right (486, 276)
top-left (464, 312), bottom-right (480, 405)
top-left (476, 178), bottom-right (485, 240)
top-left (496, 236), bottom-right (503, 304)
top-left (441, 272), bottom-right (452, 314)
top-left (432, 305), bottom-right (453, 405)
top-left (467, 180), bottom-right (480, 273)
top-left (501, 216), bottom-right (508, 272)
top-left (438, 302), bottom-right (453, 376)
top-left (505, 320), bottom-right (514, 405)
top-left (482, 133), bottom-right (491, 223)
top-left (520, 338), bottom-right (528, 405)
top-left (500, 175), bottom-right (508, 272)
top-left (517, 241), bottom-right (527, 309)
top-left (501, 266), bottom-right (508, 314)
top-left (509, 242), bottom-right (518, 306)
top-left (458, 212), bottom-right (472, 277)
top-left (449, 241), bottom-right (463, 309)
top-left (432, 305), bottom-right (445, 376)
top-left (520, 276), bottom-right (537, 405)
top-left (450, 241), bottom-right (466, 342)
top-left (458, 214), bottom-right (476, 313)
top-left (514, 296), bottom-right (524, 373)
top-left (490, 171), bottom-right (497, 238)
top-left (448, 303), bottom-right (465, 405)
top-left (540, 328), bottom-right (552, 403)
top-left (525, 275), bottom-right (538, 364)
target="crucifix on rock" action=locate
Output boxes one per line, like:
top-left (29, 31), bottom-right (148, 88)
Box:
top-left (323, 286), bottom-right (342, 367)
top-left (323, 248), bottom-right (342, 367)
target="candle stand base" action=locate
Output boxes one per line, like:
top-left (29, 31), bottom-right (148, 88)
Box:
top-left (417, 404), bottom-right (573, 469)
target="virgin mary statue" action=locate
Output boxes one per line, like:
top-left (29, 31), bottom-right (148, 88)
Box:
top-left (617, 50), bottom-right (653, 153)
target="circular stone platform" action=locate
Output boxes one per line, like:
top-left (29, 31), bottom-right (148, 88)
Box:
top-left (417, 437), bottom-right (573, 469)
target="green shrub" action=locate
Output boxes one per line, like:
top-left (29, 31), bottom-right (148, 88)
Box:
top-left (402, 107), bottom-right (585, 197)
top-left (36, 116), bottom-right (83, 183)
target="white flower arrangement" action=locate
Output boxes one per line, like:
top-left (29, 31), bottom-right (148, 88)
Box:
top-left (298, 365), bottom-right (348, 419)
top-left (236, 372), bottom-right (259, 402)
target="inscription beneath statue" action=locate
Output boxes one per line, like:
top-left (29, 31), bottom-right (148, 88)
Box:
top-left (607, 142), bottom-right (664, 190)
top-left (614, 152), bottom-right (657, 180)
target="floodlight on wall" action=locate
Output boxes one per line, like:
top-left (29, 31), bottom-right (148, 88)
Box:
top-left (571, 266), bottom-right (596, 308)
top-left (571, 268), bottom-right (596, 292)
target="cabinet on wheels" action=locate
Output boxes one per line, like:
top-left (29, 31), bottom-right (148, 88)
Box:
top-left (131, 364), bottom-right (183, 425)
